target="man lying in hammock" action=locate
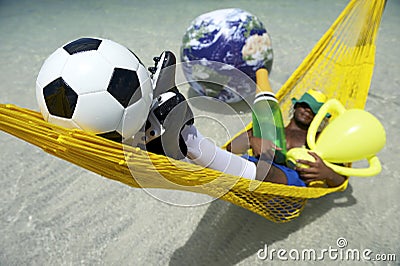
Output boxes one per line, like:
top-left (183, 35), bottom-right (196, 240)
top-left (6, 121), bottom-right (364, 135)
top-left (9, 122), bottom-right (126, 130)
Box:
top-left (144, 52), bottom-right (345, 188)
top-left (225, 89), bottom-right (346, 187)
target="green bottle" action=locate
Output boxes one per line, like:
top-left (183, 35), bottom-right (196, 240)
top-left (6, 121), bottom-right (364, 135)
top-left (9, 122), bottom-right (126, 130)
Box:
top-left (252, 69), bottom-right (287, 164)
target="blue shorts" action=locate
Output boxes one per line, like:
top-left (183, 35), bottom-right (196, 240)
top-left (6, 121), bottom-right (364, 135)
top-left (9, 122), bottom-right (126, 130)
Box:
top-left (242, 155), bottom-right (306, 187)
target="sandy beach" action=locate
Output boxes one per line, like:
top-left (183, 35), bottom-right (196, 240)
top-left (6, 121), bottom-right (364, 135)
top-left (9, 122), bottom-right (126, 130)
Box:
top-left (0, 0), bottom-right (399, 265)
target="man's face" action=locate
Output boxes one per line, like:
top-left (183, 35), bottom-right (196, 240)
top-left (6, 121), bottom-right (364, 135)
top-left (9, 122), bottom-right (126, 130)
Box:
top-left (293, 102), bottom-right (315, 127)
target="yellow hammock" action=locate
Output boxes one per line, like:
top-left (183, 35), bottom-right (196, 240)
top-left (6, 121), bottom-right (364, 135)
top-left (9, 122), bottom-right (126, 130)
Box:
top-left (0, 0), bottom-right (386, 223)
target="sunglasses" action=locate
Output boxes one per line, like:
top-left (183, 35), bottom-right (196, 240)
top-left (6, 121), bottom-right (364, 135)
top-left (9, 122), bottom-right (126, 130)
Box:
top-left (294, 102), bottom-right (318, 114)
top-left (294, 102), bottom-right (311, 109)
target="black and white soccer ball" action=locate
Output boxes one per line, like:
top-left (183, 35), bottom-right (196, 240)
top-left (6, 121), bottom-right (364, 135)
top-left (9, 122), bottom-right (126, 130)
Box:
top-left (36, 37), bottom-right (153, 142)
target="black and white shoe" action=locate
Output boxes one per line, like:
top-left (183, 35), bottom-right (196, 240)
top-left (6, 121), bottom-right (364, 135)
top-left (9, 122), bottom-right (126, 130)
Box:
top-left (145, 89), bottom-right (194, 160)
top-left (145, 51), bottom-right (194, 160)
top-left (148, 51), bottom-right (177, 98)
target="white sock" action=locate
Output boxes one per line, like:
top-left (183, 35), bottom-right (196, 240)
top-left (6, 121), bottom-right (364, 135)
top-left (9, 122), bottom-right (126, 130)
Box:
top-left (180, 125), bottom-right (257, 180)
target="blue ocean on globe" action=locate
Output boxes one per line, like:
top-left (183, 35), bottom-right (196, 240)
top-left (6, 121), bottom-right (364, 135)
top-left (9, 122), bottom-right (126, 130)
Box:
top-left (181, 8), bottom-right (273, 103)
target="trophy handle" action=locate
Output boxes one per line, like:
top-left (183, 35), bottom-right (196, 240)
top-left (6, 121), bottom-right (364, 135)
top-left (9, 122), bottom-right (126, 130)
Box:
top-left (307, 99), bottom-right (346, 150)
top-left (324, 156), bottom-right (382, 177)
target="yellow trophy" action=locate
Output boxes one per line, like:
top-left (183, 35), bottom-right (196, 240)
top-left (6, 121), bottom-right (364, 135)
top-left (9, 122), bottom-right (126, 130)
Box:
top-left (286, 99), bottom-right (386, 177)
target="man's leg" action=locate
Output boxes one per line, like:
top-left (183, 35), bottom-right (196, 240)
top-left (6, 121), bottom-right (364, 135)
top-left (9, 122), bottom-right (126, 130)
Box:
top-left (180, 124), bottom-right (257, 180)
top-left (255, 160), bottom-right (288, 184)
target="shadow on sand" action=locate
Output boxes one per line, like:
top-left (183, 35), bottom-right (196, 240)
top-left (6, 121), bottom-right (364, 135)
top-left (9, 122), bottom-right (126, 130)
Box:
top-left (169, 184), bottom-right (356, 266)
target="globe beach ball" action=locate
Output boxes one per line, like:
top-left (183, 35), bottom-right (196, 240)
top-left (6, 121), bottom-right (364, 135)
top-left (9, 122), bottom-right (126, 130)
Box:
top-left (181, 8), bottom-right (273, 103)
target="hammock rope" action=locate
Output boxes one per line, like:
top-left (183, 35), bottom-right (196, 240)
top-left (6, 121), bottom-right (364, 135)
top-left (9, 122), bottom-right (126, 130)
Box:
top-left (0, 0), bottom-right (386, 223)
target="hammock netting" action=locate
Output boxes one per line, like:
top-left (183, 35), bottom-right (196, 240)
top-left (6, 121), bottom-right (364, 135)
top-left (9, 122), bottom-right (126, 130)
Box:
top-left (0, 0), bottom-right (386, 223)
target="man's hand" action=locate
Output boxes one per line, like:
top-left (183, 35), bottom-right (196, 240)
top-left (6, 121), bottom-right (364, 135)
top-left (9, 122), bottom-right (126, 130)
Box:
top-left (250, 135), bottom-right (281, 160)
top-left (295, 151), bottom-right (346, 187)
